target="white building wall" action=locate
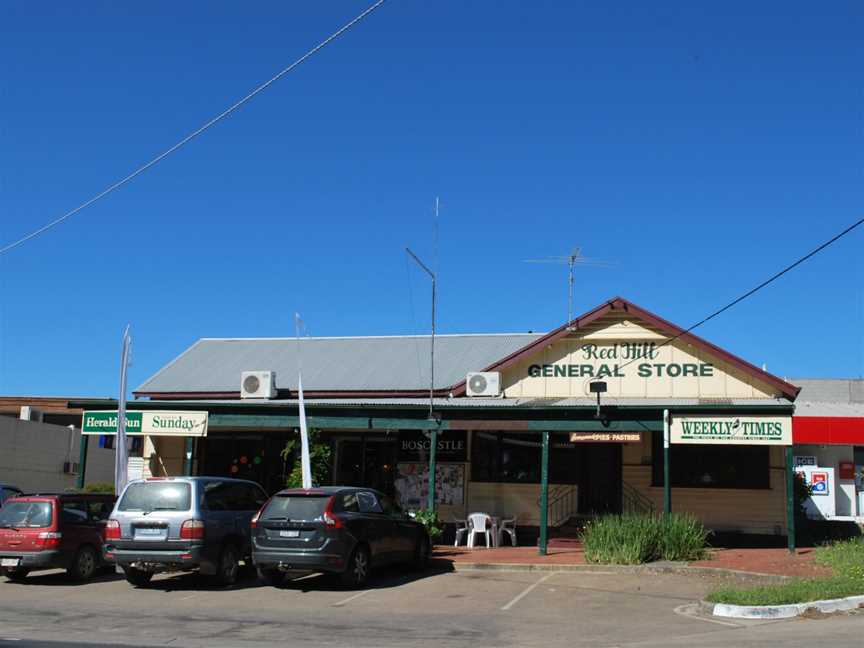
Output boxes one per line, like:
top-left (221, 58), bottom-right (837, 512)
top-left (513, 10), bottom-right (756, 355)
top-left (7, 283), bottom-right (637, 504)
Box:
top-left (0, 417), bottom-right (115, 492)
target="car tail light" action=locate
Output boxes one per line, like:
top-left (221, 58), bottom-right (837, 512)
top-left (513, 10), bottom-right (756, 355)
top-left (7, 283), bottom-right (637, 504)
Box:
top-left (36, 532), bottom-right (62, 549)
top-left (250, 499), bottom-right (271, 530)
top-left (104, 519), bottom-right (121, 540)
top-left (322, 496), bottom-right (343, 529)
top-left (180, 519), bottom-right (205, 540)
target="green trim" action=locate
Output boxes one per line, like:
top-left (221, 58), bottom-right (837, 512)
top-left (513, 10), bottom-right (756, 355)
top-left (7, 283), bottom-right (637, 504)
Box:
top-left (427, 429), bottom-right (438, 511)
top-left (538, 430), bottom-right (550, 556)
top-left (786, 446), bottom-right (796, 553)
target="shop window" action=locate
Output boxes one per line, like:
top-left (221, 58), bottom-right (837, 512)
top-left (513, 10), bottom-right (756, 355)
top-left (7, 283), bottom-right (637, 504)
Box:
top-left (472, 432), bottom-right (582, 484)
top-left (650, 433), bottom-right (770, 489)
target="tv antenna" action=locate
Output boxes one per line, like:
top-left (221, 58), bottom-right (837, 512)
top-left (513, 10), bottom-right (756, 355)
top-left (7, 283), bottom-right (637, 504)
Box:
top-left (524, 247), bottom-right (615, 330)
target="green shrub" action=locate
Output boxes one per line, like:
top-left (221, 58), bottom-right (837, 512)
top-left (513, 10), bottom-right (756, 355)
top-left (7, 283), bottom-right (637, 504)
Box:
top-left (413, 509), bottom-right (443, 542)
top-left (582, 513), bottom-right (709, 565)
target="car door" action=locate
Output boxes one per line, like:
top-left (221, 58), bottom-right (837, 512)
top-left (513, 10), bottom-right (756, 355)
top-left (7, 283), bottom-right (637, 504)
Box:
top-left (201, 481), bottom-right (235, 563)
top-left (232, 483), bottom-right (267, 556)
top-left (356, 491), bottom-right (395, 565)
top-left (59, 499), bottom-right (90, 559)
top-left (380, 495), bottom-right (416, 559)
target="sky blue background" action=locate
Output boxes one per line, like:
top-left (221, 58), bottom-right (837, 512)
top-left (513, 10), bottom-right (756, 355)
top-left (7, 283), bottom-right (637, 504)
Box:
top-left (1, 1), bottom-right (862, 397)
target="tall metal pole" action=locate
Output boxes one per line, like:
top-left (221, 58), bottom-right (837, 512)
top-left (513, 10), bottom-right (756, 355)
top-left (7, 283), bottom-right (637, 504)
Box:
top-left (406, 243), bottom-right (438, 511)
top-left (785, 446), bottom-right (796, 553)
top-left (76, 435), bottom-right (89, 490)
top-left (539, 430), bottom-right (550, 555)
top-left (663, 409), bottom-right (672, 514)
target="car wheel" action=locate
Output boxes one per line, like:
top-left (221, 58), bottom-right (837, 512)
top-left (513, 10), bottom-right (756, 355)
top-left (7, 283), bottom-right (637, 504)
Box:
top-left (216, 544), bottom-right (240, 586)
top-left (68, 545), bottom-right (98, 582)
top-left (341, 545), bottom-right (370, 588)
top-left (411, 535), bottom-right (430, 572)
top-left (4, 568), bottom-right (30, 582)
top-left (256, 566), bottom-right (284, 587)
top-left (123, 566), bottom-right (153, 587)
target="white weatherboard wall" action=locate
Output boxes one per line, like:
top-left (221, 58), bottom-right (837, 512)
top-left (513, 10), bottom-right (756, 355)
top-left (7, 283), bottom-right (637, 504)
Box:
top-left (0, 418), bottom-right (115, 492)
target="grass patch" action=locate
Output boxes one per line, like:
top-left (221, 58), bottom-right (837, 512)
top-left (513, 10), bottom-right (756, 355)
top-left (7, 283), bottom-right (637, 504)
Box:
top-left (706, 537), bottom-right (864, 606)
top-left (582, 513), bottom-right (709, 565)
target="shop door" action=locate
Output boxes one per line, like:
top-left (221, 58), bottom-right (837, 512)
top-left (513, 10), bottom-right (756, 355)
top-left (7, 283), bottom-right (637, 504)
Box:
top-left (578, 444), bottom-right (622, 515)
top-left (335, 438), bottom-right (397, 496)
top-left (199, 433), bottom-right (293, 494)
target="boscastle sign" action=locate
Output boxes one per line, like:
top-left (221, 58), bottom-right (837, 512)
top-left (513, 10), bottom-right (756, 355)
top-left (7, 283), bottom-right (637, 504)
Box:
top-left (670, 415), bottom-right (791, 446)
top-left (81, 411), bottom-right (208, 437)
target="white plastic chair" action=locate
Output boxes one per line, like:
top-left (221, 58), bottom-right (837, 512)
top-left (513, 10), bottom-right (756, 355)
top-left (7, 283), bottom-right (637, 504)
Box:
top-left (466, 513), bottom-right (494, 548)
top-left (453, 518), bottom-right (469, 547)
top-left (498, 515), bottom-right (518, 547)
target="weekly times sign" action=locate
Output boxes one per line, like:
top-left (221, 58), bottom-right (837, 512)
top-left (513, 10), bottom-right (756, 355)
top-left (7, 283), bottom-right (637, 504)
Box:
top-left (670, 415), bottom-right (791, 446)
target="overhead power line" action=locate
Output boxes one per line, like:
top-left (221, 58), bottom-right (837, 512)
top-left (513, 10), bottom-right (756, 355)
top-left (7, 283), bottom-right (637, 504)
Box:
top-left (0, 0), bottom-right (387, 256)
top-left (611, 216), bottom-right (864, 376)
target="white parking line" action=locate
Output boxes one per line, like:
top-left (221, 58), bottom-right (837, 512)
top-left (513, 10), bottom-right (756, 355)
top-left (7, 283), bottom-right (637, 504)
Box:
top-left (500, 572), bottom-right (557, 611)
top-left (332, 590), bottom-right (373, 607)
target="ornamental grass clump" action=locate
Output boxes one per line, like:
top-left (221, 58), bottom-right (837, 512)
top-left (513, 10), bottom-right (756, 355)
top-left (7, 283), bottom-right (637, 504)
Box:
top-left (582, 513), bottom-right (709, 565)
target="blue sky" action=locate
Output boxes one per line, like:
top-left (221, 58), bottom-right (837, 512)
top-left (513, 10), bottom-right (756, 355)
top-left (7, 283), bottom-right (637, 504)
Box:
top-left (1, 1), bottom-right (862, 397)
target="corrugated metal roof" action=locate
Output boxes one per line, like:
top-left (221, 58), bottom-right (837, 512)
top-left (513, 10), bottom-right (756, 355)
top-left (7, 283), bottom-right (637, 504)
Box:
top-left (125, 397), bottom-right (792, 410)
top-left (791, 378), bottom-right (864, 404)
top-left (135, 334), bottom-right (543, 394)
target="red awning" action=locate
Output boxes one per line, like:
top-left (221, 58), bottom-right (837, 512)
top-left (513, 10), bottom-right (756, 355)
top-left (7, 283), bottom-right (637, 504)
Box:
top-left (793, 416), bottom-right (864, 445)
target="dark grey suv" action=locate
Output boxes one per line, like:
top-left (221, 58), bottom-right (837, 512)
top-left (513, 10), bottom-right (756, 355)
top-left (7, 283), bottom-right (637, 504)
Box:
top-left (251, 487), bottom-right (430, 587)
top-left (104, 477), bottom-right (268, 587)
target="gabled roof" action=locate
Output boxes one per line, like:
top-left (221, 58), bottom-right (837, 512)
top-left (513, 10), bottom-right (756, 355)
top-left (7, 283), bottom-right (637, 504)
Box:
top-left (135, 296), bottom-right (801, 401)
top-left (449, 297), bottom-right (801, 401)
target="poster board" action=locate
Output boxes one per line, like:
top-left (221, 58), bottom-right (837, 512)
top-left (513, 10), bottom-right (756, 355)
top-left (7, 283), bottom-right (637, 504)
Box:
top-left (394, 463), bottom-right (465, 510)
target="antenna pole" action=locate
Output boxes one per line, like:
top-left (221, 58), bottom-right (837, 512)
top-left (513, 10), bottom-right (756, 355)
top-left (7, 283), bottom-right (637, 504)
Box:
top-left (568, 253), bottom-right (574, 329)
top-left (405, 247), bottom-right (436, 420)
top-left (406, 242), bottom-right (438, 513)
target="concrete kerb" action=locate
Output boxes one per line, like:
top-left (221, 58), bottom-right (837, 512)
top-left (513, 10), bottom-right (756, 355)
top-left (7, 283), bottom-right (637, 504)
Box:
top-left (442, 560), bottom-right (792, 583)
top-left (702, 595), bottom-right (864, 619)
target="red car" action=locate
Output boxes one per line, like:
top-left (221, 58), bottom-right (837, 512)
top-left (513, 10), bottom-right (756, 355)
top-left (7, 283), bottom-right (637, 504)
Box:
top-left (0, 493), bottom-right (116, 582)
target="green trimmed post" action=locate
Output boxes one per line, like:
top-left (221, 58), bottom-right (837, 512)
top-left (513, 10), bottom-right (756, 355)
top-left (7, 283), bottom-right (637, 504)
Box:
top-left (663, 409), bottom-right (671, 514)
top-left (76, 434), bottom-right (89, 490)
top-left (785, 446), bottom-right (796, 553)
top-left (539, 430), bottom-right (550, 556)
top-left (426, 427), bottom-right (438, 511)
top-left (183, 437), bottom-right (194, 476)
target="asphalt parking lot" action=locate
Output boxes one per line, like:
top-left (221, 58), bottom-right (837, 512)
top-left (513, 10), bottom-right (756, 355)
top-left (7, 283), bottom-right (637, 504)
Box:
top-left (0, 566), bottom-right (862, 648)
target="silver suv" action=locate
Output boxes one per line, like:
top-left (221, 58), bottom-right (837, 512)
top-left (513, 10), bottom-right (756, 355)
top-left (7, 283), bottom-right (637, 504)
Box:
top-left (104, 477), bottom-right (267, 587)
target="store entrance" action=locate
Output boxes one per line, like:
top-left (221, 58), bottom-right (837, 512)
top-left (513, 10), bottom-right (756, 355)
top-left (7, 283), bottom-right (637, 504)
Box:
top-left (575, 444), bottom-right (623, 515)
top-left (334, 436), bottom-right (397, 495)
top-left (199, 432), bottom-right (293, 494)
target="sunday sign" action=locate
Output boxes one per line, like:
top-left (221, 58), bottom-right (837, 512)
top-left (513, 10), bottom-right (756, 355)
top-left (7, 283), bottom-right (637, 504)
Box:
top-left (81, 410), bottom-right (209, 437)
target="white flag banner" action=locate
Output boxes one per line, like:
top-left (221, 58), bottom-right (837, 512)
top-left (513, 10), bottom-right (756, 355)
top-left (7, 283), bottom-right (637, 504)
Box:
top-left (115, 325), bottom-right (131, 495)
top-left (298, 373), bottom-right (312, 489)
top-left (295, 312), bottom-right (312, 489)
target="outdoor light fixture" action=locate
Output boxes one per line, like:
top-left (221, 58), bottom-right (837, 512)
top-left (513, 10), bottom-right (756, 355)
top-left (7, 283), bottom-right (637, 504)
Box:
top-left (589, 380), bottom-right (608, 419)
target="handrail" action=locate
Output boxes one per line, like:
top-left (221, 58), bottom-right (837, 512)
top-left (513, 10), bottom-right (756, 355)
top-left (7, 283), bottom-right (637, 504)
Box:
top-left (622, 481), bottom-right (655, 515)
top-left (539, 484), bottom-right (579, 528)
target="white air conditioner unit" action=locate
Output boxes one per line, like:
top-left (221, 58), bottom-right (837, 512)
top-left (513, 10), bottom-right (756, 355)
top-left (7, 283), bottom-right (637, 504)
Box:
top-left (240, 370), bottom-right (277, 399)
top-left (466, 372), bottom-right (501, 397)
top-left (19, 406), bottom-right (43, 422)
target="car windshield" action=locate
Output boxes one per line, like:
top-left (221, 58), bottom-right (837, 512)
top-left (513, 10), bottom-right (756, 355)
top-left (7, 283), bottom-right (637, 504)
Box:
top-left (0, 501), bottom-right (52, 528)
top-left (263, 494), bottom-right (330, 521)
top-left (118, 482), bottom-right (191, 512)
